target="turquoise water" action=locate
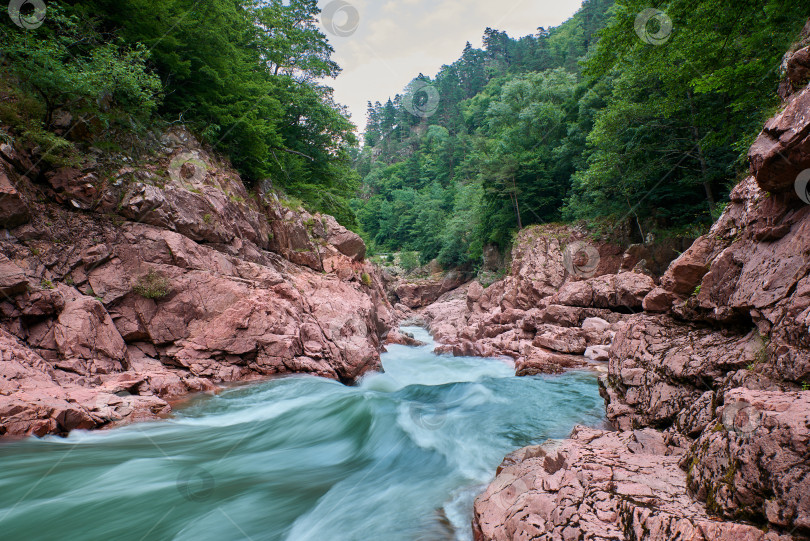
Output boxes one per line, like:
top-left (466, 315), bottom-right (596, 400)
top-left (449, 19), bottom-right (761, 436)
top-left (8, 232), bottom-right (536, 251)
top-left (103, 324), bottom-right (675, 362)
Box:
top-left (0, 327), bottom-right (604, 541)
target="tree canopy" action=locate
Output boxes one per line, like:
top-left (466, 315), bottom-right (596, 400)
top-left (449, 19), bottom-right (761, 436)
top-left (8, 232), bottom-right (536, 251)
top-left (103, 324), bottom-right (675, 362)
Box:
top-left (1, 0), bottom-right (359, 224)
top-left (353, 0), bottom-right (807, 267)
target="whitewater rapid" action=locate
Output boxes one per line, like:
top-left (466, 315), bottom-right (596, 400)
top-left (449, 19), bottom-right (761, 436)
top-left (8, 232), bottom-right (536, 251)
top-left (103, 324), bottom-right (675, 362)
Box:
top-left (0, 327), bottom-right (604, 540)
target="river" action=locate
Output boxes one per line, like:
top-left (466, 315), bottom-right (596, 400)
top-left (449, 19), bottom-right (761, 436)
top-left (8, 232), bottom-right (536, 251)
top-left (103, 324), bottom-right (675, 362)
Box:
top-left (0, 327), bottom-right (604, 541)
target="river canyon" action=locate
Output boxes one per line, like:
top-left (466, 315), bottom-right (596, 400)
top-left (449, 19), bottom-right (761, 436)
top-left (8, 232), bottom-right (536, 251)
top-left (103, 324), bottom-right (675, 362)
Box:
top-left (1, 9), bottom-right (809, 541)
top-left (0, 328), bottom-right (604, 540)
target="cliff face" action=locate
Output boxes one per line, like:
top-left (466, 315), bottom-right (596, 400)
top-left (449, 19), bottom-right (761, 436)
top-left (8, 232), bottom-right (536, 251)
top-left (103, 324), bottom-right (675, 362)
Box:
top-left (0, 127), bottom-right (394, 439)
top-left (603, 36), bottom-right (810, 533)
top-left (419, 222), bottom-right (687, 373)
top-left (472, 33), bottom-right (810, 541)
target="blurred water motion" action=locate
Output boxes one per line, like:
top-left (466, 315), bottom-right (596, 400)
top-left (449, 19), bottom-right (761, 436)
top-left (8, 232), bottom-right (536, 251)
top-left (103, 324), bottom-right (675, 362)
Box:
top-left (0, 327), bottom-right (604, 541)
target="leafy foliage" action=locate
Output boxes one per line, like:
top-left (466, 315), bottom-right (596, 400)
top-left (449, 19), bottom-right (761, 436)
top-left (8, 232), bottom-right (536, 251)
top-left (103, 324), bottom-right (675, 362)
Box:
top-left (354, 0), bottom-right (614, 266)
top-left (0, 6), bottom-right (162, 128)
top-left (565, 0), bottom-right (807, 233)
top-left (353, 0), bottom-right (808, 268)
top-left (1, 0), bottom-right (359, 225)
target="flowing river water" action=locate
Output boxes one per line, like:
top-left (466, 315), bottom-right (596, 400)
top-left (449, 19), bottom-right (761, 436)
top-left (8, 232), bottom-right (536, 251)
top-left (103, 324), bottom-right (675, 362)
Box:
top-left (0, 327), bottom-right (605, 541)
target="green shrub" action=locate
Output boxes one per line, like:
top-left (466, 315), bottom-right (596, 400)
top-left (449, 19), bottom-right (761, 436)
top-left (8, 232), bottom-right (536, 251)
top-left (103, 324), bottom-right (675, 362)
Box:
top-left (133, 269), bottom-right (171, 299)
top-left (399, 251), bottom-right (420, 272)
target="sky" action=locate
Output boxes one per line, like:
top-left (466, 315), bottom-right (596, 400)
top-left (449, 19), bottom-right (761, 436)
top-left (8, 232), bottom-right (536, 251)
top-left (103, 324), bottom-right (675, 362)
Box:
top-left (316, 0), bottom-right (586, 131)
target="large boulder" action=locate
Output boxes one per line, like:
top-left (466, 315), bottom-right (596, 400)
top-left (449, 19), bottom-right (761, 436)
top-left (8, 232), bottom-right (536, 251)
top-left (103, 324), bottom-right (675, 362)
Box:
top-left (54, 296), bottom-right (128, 375)
top-left (0, 255), bottom-right (29, 298)
top-left (555, 272), bottom-right (655, 311)
top-left (749, 86), bottom-right (810, 193)
top-left (603, 315), bottom-right (764, 430)
top-left (473, 426), bottom-right (788, 541)
top-left (532, 324), bottom-right (587, 354)
top-left (394, 271), bottom-right (467, 309)
top-left (265, 203), bottom-right (323, 270)
top-left (322, 215), bottom-right (366, 261)
top-left (684, 389), bottom-right (810, 530)
top-left (643, 287), bottom-right (676, 312)
top-left (515, 348), bottom-right (588, 376)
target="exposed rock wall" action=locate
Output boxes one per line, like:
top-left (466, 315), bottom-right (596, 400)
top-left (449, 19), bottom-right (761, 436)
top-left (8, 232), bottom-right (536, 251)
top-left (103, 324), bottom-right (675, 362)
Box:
top-left (0, 127), bottom-right (394, 439)
top-left (473, 427), bottom-right (791, 541)
top-left (421, 224), bottom-right (667, 374)
top-left (473, 35), bottom-right (810, 540)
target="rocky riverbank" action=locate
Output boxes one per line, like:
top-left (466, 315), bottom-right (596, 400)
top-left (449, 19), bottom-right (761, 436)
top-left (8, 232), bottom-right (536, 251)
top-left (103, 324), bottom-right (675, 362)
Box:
top-left (468, 34), bottom-right (810, 540)
top-left (0, 127), bottom-right (396, 438)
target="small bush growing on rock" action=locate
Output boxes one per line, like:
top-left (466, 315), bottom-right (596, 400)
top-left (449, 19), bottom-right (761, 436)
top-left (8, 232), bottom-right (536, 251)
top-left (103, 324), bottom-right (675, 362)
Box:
top-left (133, 269), bottom-right (171, 299)
top-left (361, 272), bottom-right (372, 287)
top-left (754, 334), bottom-right (770, 366)
top-left (41, 279), bottom-right (54, 290)
top-left (279, 196), bottom-right (304, 211)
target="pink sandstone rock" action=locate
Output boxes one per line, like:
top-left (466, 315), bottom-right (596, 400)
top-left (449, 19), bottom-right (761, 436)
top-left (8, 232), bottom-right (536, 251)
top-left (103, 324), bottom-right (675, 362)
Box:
top-left (0, 159), bottom-right (29, 228)
top-left (515, 348), bottom-right (588, 376)
top-left (684, 389), bottom-right (810, 530)
top-left (473, 426), bottom-right (791, 541)
top-left (0, 127), bottom-right (393, 438)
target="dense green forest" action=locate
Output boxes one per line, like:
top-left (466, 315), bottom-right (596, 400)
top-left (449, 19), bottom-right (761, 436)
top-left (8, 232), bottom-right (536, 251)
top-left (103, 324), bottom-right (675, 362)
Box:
top-left (352, 0), bottom-right (808, 268)
top-left (1, 0), bottom-right (806, 263)
top-left (0, 0), bottom-right (359, 224)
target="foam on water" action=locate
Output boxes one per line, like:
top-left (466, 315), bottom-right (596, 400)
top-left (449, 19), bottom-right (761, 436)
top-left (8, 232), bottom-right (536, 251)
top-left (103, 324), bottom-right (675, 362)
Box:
top-left (0, 328), bottom-right (604, 541)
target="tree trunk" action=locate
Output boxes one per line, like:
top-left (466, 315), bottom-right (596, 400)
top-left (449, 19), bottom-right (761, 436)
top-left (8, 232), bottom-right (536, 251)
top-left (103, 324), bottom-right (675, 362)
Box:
top-left (511, 176), bottom-right (523, 229)
top-left (687, 90), bottom-right (715, 214)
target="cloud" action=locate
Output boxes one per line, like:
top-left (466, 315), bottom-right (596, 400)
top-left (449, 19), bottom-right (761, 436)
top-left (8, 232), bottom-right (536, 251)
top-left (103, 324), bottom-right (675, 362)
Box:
top-left (317, 0), bottom-right (585, 128)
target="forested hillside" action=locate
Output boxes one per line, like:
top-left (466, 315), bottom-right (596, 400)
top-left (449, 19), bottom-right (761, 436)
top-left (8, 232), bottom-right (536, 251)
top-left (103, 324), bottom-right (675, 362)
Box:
top-left (0, 0), bottom-right (359, 224)
top-left (3, 0), bottom-right (806, 264)
top-left (352, 0), bottom-right (808, 268)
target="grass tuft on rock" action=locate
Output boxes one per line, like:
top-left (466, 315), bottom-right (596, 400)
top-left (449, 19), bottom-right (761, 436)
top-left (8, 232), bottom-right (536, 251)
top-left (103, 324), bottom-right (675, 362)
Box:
top-left (133, 269), bottom-right (171, 299)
